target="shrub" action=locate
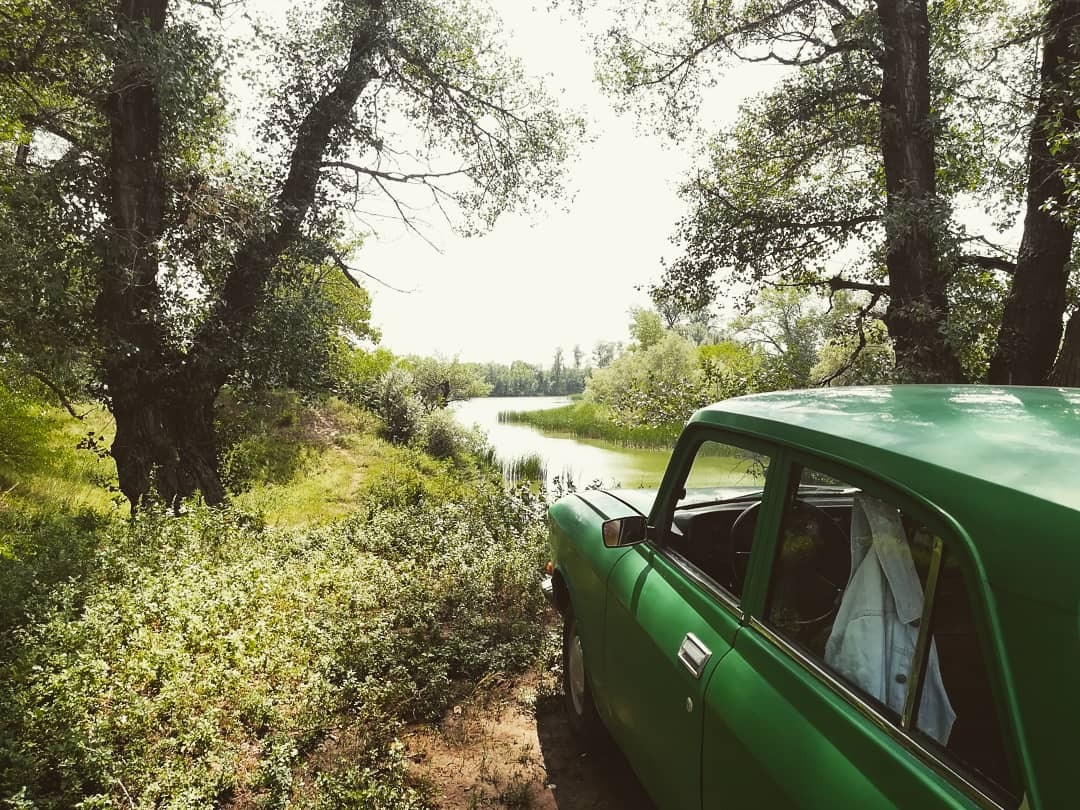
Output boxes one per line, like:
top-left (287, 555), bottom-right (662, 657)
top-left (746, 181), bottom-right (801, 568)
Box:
top-left (417, 408), bottom-right (459, 459)
top-left (418, 408), bottom-right (482, 460)
top-left (0, 478), bottom-right (549, 808)
top-left (370, 367), bottom-right (423, 445)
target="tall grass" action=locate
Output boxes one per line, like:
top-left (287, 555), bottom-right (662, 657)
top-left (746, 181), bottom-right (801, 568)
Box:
top-left (502, 452), bottom-right (547, 484)
top-left (499, 401), bottom-right (680, 448)
top-left (0, 389), bottom-right (117, 517)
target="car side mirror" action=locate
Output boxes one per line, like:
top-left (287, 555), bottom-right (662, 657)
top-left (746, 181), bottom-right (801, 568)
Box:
top-left (602, 515), bottom-right (648, 548)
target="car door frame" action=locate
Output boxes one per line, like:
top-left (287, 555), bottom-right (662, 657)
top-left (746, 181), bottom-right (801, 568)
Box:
top-left (593, 424), bottom-right (787, 809)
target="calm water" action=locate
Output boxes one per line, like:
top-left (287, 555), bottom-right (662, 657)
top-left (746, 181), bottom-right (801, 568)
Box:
top-left (451, 396), bottom-right (674, 488)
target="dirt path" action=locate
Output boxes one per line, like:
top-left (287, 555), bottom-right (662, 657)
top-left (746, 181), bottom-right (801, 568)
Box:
top-left (403, 669), bottom-right (656, 810)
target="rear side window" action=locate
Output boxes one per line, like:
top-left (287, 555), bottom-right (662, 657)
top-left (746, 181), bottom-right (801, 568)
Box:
top-left (763, 463), bottom-right (1019, 803)
top-left (910, 542), bottom-right (1016, 793)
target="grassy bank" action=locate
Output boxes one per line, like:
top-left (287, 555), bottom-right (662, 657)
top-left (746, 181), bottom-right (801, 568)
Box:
top-left (0, 393), bottom-right (550, 808)
top-left (498, 400), bottom-right (681, 449)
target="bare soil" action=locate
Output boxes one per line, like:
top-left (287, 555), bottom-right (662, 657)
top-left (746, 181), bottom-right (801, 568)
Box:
top-left (403, 670), bottom-right (656, 810)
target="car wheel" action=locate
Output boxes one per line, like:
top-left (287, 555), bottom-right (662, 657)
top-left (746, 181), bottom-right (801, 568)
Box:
top-left (563, 607), bottom-right (603, 742)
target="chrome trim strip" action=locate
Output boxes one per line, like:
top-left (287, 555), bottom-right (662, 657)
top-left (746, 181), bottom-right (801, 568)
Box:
top-left (747, 616), bottom-right (1009, 810)
top-left (903, 536), bottom-right (944, 728)
top-left (661, 548), bottom-right (745, 621)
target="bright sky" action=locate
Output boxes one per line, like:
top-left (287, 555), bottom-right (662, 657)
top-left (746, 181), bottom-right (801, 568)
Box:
top-left (233, 2), bottom-right (786, 367)
top-left (350, 4), bottom-right (785, 366)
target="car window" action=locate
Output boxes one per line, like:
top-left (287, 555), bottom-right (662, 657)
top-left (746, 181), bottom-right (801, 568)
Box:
top-left (665, 439), bottom-right (771, 601)
top-left (763, 463), bottom-right (1019, 803)
top-left (909, 540), bottom-right (1017, 797)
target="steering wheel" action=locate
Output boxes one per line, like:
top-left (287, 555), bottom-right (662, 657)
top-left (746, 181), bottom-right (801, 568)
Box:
top-left (728, 499), bottom-right (849, 605)
top-left (728, 501), bottom-right (762, 592)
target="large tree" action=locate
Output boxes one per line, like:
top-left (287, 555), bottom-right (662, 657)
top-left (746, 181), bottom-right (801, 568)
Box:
top-left (988, 0), bottom-right (1080, 385)
top-left (586, 0), bottom-right (1080, 383)
top-left (1, 0), bottom-right (579, 507)
top-left (586, 0), bottom-right (1007, 381)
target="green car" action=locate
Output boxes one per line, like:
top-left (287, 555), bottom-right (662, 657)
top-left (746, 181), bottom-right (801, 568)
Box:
top-left (541, 386), bottom-right (1079, 810)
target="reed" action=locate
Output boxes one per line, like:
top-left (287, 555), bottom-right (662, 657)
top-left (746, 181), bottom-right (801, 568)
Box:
top-left (498, 401), bottom-right (680, 449)
top-left (503, 452), bottom-right (548, 484)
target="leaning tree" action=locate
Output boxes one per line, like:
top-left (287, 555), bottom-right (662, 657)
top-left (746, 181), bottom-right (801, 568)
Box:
top-left (0, 0), bottom-right (580, 507)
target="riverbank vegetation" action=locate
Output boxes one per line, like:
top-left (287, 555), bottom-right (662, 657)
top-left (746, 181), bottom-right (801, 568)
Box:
top-left (8, 0), bottom-right (1080, 803)
top-left (0, 382), bottom-right (550, 808)
top-left (0, 0), bottom-right (582, 511)
top-left (499, 402), bottom-right (681, 449)
top-left (500, 288), bottom-right (894, 443)
top-left (502, 452), bottom-right (549, 485)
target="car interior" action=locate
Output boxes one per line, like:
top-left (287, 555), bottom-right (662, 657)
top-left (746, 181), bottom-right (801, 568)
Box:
top-left (665, 480), bottom-right (1017, 798)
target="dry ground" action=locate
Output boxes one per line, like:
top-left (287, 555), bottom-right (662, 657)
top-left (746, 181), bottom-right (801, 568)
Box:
top-left (403, 667), bottom-right (656, 810)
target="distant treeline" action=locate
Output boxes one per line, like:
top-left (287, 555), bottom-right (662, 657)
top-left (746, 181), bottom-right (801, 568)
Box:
top-left (480, 350), bottom-right (590, 397)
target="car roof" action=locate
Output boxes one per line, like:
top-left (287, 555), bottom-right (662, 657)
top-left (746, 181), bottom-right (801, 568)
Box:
top-left (691, 385), bottom-right (1080, 515)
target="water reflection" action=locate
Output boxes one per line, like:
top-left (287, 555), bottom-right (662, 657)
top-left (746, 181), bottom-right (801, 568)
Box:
top-left (451, 397), bottom-right (672, 488)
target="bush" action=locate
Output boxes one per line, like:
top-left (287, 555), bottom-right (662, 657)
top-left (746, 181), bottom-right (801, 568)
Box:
top-left (0, 477), bottom-right (549, 809)
top-left (585, 332), bottom-right (712, 427)
top-left (338, 347), bottom-right (397, 407)
top-left (419, 408), bottom-right (482, 460)
top-left (418, 408), bottom-right (459, 459)
top-left (370, 367), bottom-right (423, 445)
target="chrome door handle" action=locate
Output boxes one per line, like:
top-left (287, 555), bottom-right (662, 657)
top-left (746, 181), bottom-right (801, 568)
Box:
top-left (677, 632), bottom-right (711, 679)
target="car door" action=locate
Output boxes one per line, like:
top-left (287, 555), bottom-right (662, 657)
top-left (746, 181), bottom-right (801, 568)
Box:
top-left (700, 453), bottom-right (1023, 809)
top-left (601, 430), bottom-right (781, 810)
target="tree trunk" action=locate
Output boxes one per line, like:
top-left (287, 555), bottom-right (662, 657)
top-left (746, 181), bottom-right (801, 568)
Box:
top-left (111, 383), bottom-right (225, 509)
top-left (876, 0), bottom-right (963, 382)
top-left (1049, 308), bottom-right (1080, 386)
top-left (96, 0), bottom-right (222, 509)
top-left (988, 0), bottom-right (1080, 385)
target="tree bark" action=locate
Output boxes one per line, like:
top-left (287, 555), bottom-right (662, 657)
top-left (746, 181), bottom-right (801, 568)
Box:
top-left (111, 384), bottom-right (225, 508)
top-left (98, 0), bottom-right (204, 509)
top-left (876, 0), bottom-right (963, 382)
top-left (988, 0), bottom-right (1080, 385)
top-left (99, 0), bottom-right (384, 509)
top-left (1049, 308), bottom-right (1080, 385)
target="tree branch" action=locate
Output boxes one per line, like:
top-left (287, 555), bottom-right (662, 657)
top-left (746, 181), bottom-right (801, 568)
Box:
top-left (329, 250), bottom-right (415, 294)
top-left (956, 253), bottom-right (1016, 274)
top-left (825, 276), bottom-right (890, 295)
top-left (23, 368), bottom-right (82, 419)
top-left (814, 288), bottom-right (886, 385)
top-left (319, 161), bottom-right (472, 183)
top-left (193, 6), bottom-right (384, 383)
top-left (628, 0), bottom-right (823, 87)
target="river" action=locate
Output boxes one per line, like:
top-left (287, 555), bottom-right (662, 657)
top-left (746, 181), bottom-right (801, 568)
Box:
top-left (451, 396), bottom-right (674, 489)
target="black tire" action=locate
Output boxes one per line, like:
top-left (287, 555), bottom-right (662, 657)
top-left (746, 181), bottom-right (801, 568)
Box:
top-left (562, 606), bottom-right (604, 743)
